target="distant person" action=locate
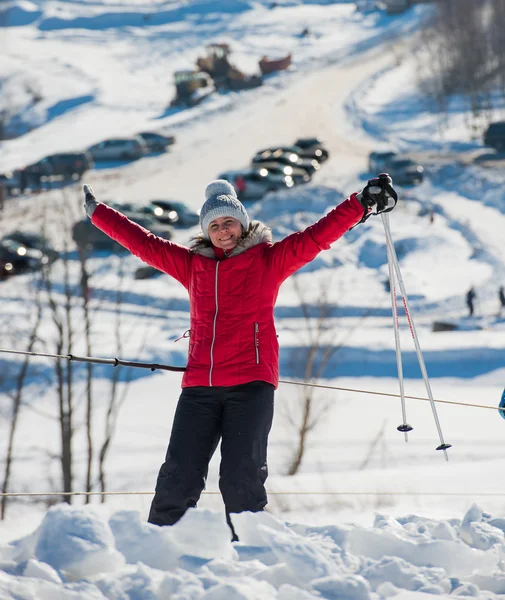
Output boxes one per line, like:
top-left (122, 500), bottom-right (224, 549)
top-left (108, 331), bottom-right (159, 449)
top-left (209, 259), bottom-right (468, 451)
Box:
top-left (18, 169), bottom-right (28, 194)
top-left (0, 181), bottom-right (5, 212)
top-left (81, 174), bottom-right (397, 539)
top-left (499, 286), bottom-right (505, 316)
top-left (234, 175), bottom-right (246, 196)
top-left (466, 286), bottom-right (476, 317)
top-left (429, 209), bottom-right (435, 224)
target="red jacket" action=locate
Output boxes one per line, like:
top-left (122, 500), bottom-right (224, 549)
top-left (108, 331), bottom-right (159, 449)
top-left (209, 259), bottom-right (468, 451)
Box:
top-left (91, 194), bottom-right (364, 388)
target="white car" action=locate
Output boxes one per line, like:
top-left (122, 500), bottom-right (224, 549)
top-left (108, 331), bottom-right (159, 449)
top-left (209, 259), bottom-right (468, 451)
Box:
top-left (87, 137), bottom-right (147, 161)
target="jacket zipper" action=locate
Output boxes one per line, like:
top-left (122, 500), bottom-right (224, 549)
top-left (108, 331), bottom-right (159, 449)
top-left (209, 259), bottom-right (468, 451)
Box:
top-left (209, 262), bottom-right (220, 386)
top-left (254, 322), bottom-right (260, 364)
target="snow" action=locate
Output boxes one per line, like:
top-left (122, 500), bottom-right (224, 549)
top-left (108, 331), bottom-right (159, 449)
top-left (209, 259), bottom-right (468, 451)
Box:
top-left (1, 0), bottom-right (505, 598)
top-left (2, 503), bottom-right (505, 598)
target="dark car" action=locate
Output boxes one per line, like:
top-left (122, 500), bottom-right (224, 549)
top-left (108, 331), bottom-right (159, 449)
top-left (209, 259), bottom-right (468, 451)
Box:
top-left (2, 231), bottom-right (59, 264)
top-left (0, 171), bottom-right (22, 196)
top-left (138, 132), bottom-right (176, 152)
top-left (293, 138), bottom-right (330, 161)
top-left (0, 238), bottom-right (50, 277)
top-left (386, 158), bottom-right (424, 185)
top-left (483, 121), bottom-right (505, 151)
top-left (253, 161), bottom-right (311, 185)
top-left (381, 0), bottom-right (411, 15)
top-left (24, 152), bottom-right (94, 182)
top-left (252, 149), bottom-right (320, 175)
top-left (257, 144), bottom-right (326, 163)
top-left (107, 202), bottom-right (177, 233)
top-left (294, 137), bottom-right (323, 149)
top-left (368, 150), bottom-right (397, 173)
top-left (147, 200), bottom-right (199, 227)
top-left (218, 168), bottom-right (294, 200)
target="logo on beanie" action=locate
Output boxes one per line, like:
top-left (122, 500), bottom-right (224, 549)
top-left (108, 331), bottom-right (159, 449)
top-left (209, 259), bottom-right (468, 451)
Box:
top-left (200, 179), bottom-right (250, 238)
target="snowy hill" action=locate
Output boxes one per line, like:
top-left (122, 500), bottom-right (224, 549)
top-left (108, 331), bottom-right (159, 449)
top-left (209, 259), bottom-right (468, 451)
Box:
top-left (1, 0), bottom-right (505, 598)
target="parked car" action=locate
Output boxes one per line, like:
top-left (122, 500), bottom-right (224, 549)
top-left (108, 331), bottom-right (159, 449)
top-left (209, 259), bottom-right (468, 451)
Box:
top-left (356, 0), bottom-right (377, 12)
top-left (138, 132), bottom-right (176, 152)
top-left (368, 150), bottom-right (397, 173)
top-left (483, 121), bottom-right (505, 151)
top-left (252, 149), bottom-right (320, 175)
top-left (293, 138), bottom-right (330, 161)
top-left (73, 220), bottom-right (121, 251)
top-left (24, 152), bottom-right (93, 181)
top-left (147, 200), bottom-right (199, 227)
top-left (87, 137), bottom-right (146, 161)
top-left (256, 144), bottom-right (326, 163)
top-left (107, 202), bottom-right (177, 233)
top-left (0, 256), bottom-right (13, 279)
top-left (294, 137), bottom-right (324, 149)
top-left (379, 0), bottom-right (411, 15)
top-left (0, 238), bottom-right (50, 277)
top-left (0, 171), bottom-right (21, 196)
top-left (218, 168), bottom-right (294, 200)
top-left (2, 231), bottom-right (59, 264)
top-left (138, 131), bottom-right (175, 152)
top-left (254, 161), bottom-right (311, 185)
top-left (73, 210), bottom-right (172, 251)
top-left (386, 158), bottom-right (424, 185)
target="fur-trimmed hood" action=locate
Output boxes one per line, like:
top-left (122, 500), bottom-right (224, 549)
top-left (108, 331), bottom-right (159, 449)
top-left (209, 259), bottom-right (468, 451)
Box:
top-left (190, 220), bottom-right (273, 259)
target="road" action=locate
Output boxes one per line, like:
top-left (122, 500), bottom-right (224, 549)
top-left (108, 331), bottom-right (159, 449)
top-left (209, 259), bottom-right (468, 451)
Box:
top-left (77, 45), bottom-right (402, 212)
top-left (8, 33), bottom-right (501, 241)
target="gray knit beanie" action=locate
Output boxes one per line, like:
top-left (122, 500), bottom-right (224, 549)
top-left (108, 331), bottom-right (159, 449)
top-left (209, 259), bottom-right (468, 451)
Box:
top-left (200, 179), bottom-right (250, 239)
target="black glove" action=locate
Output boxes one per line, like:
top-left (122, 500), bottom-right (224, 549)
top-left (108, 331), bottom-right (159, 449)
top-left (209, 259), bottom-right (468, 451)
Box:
top-left (83, 184), bottom-right (99, 218)
top-left (357, 173), bottom-right (398, 223)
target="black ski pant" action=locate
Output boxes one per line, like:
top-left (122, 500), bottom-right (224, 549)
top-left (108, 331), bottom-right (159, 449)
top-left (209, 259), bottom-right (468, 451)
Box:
top-left (148, 380), bottom-right (274, 535)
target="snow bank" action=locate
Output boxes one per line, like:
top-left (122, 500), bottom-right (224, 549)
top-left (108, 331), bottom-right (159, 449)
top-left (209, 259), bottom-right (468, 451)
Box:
top-left (1, 503), bottom-right (505, 599)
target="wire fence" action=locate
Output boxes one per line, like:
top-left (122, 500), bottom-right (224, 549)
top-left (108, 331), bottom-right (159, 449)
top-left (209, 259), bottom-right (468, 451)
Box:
top-left (2, 490), bottom-right (505, 498)
top-left (1, 349), bottom-right (503, 501)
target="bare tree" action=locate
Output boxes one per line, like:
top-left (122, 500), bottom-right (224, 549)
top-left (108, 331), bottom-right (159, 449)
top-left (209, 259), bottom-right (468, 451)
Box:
top-left (0, 280), bottom-right (43, 519)
top-left (359, 420), bottom-right (390, 470)
top-left (0, 186), bottom-right (160, 510)
top-left (96, 257), bottom-right (152, 501)
top-left (284, 275), bottom-right (370, 476)
top-left (41, 192), bottom-right (83, 503)
top-left (97, 257), bottom-right (128, 501)
top-left (43, 247), bottom-right (75, 502)
top-left (414, 0), bottom-right (504, 132)
top-left (77, 242), bottom-right (94, 502)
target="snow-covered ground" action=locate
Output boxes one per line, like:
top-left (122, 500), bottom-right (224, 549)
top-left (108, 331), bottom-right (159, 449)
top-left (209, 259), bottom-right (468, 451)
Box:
top-left (1, 1), bottom-right (505, 598)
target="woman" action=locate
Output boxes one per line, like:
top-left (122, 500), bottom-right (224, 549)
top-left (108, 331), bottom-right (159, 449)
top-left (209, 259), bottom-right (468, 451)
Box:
top-left (82, 175), bottom-right (396, 538)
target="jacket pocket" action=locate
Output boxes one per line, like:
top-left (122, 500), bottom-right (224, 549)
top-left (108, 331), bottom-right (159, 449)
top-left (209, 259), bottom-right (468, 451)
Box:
top-left (254, 322), bottom-right (260, 364)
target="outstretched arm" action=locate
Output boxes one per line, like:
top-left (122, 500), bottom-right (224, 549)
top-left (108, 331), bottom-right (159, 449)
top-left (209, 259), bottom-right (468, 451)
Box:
top-left (82, 185), bottom-right (192, 288)
top-left (267, 175), bottom-right (397, 282)
top-left (266, 193), bottom-right (364, 281)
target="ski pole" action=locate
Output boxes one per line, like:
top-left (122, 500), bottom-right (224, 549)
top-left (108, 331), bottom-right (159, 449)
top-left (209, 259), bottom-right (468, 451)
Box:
top-left (383, 212), bottom-right (412, 441)
top-left (381, 214), bottom-right (452, 460)
top-left (0, 348), bottom-right (186, 372)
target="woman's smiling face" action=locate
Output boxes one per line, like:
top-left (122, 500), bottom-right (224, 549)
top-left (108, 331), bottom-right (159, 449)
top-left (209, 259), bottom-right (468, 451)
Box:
top-left (208, 216), bottom-right (243, 250)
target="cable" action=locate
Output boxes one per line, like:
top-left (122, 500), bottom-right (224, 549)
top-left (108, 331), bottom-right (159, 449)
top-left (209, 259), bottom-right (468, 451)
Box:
top-left (1, 348), bottom-right (501, 413)
top-left (2, 490), bottom-right (505, 497)
top-left (278, 379), bottom-right (501, 412)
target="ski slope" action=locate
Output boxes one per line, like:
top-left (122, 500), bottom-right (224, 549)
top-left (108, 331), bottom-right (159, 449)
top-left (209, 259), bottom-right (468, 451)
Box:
top-left (1, 1), bottom-right (505, 598)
